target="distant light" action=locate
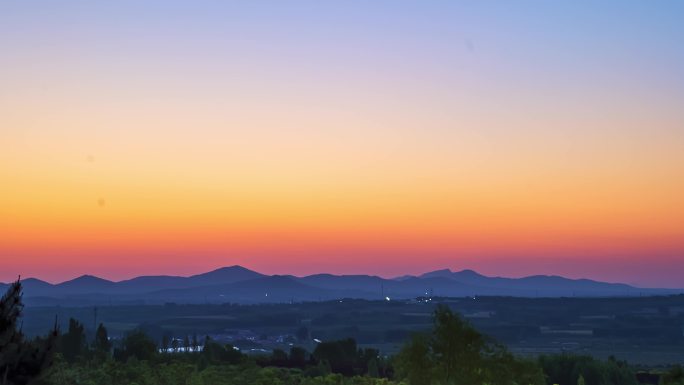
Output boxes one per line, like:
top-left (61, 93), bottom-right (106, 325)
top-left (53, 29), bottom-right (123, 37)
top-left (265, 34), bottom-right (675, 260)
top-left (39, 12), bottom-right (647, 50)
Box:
top-left (265, 293), bottom-right (268, 297)
top-left (313, 338), bottom-right (322, 343)
top-left (232, 346), bottom-right (240, 351)
top-left (385, 296), bottom-right (390, 301)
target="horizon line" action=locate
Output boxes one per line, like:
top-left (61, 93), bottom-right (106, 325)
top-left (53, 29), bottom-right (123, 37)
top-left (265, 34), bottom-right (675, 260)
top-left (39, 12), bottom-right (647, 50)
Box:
top-left (1, 264), bottom-right (670, 290)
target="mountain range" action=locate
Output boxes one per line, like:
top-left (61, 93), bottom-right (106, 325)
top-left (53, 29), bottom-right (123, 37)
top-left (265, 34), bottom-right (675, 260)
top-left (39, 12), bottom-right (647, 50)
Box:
top-left (2, 266), bottom-right (681, 306)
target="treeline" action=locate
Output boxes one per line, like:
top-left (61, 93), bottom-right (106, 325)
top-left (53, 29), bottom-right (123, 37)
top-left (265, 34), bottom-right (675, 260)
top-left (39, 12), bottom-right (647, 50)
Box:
top-left (2, 279), bottom-right (683, 385)
top-left (256, 339), bottom-right (389, 378)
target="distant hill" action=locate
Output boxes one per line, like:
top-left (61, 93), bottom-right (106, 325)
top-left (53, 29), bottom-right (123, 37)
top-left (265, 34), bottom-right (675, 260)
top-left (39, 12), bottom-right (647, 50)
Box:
top-left (109, 265), bottom-right (265, 294)
top-left (418, 269), bottom-right (638, 296)
top-left (3, 266), bottom-right (681, 306)
top-left (187, 265), bottom-right (265, 285)
top-left (57, 275), bottom-right (116, 294)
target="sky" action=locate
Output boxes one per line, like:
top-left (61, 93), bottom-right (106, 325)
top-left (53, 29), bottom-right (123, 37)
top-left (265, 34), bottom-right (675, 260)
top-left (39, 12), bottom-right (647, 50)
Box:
top-left (1, 1), bottom-right (683, 287)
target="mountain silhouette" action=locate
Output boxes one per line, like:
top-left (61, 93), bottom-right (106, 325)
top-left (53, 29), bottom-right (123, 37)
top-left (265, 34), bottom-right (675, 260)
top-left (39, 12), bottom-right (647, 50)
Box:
top-left (187, 265), bottom-right (265, 285)
top-left (4, 266), bottom-right (681, 305)
top-left (57, 275), bottom-right (116, 294)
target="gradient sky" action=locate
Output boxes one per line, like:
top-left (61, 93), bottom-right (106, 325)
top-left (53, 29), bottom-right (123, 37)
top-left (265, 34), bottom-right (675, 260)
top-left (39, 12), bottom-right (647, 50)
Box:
top-left (1, 1), bottom-right (683, 287)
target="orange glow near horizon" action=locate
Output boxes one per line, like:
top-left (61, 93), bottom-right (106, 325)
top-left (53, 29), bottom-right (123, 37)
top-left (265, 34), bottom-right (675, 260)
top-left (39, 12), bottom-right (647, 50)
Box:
top-left (1, 1), bottom-right (683, 287)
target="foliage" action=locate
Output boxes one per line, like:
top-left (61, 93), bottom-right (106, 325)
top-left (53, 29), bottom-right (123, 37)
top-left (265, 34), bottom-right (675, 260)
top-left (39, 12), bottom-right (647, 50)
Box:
top-left (200, 338), bottom-right (243, 365)
top-left (431, 305), bottom-right (485, 384)
top-left (59, 318), bottom-right (86, 363)
top-left (113, 330), bottom-right (158, 362)
top-left (93, 323), bottom-right (111, 354)
top-left (0, 279), bottom-right (56, 385)
top-left (394, 305), bottom-right (545, 385)
top-left (394, 333), bottom-right (432, 385)
top-left (35, 304), bottom-right (643, 385)
top-left (45, 358), bottom-right (397, 385)
top-left (538, 354), bottom-right (637, 385)
top-left (660, 365), bottom-right (684, 385)
top-left (313, 338), bottom-right (358, 375)
top-left (311, 338), bottom-right (387, 377)
top-left (289, 346), bottom-right (308, 369)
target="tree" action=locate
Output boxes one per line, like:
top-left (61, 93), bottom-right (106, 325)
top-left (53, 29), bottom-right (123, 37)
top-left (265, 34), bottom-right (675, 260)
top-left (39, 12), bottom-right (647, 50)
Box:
top-left (538, 354), bottom-right (635, 385)
top-left (192, 333), bottom-right (199, 352)
top-left (270, 349), bottom-right (288, 366)
top-left (431, 305), bottom-right (485, 384)
top-left (92, 323), bottom-right (111, 360)
top-left (604, 356), bottom-right (637, 385)
top-left (198, 336), bottom-right (244, 365)
top-left (161, 335), bottom-right (170, 353)
top-left (367, 357), bottom-right (380, 378)
top-left (662, 365), bottom-right (684, 385)
top-left (313, 338), bottom-right (358, 375)
top-left (304, 359), bottom-right (331, 377)
top-left (59, 318), bottom-right (86, 362)
top-left (395, 333), bottom-right (433, 385)
top-left (289, 346), bottom-right (307, 368)
top-left (0, 278), bottom-right (56, 385)
top-left (114, 330), bottom-right (157, 362)
top-left (577, 374), bottom-right (586, 385)
top-left (396, 305), bottom-right (544, 385)
top-left (359, 348), bottom-right (380, 376)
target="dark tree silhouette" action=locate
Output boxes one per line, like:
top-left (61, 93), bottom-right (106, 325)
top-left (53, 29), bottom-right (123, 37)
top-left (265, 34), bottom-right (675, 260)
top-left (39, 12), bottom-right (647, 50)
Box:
top-left (59, 318), bottom-right (86, 362)
top-left (312, 338), bottom-right (360, 375)
top-left (289, 346), bottom-right (307, 368)
top-left (161, 335), bottom-right (170, 353)
top-left (114, 330), bottom-right (157, 362)
top-left (0, 279), bottom-right (56, 385)
top-left (93, 323), bottom-right (111, 354)
top-left (191, 333), bottom-right (198, 352)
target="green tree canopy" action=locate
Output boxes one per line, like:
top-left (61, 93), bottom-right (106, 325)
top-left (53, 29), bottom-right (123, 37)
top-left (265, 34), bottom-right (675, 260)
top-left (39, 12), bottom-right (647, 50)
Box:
top-left (395, 305), bottom-right (545, 385)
